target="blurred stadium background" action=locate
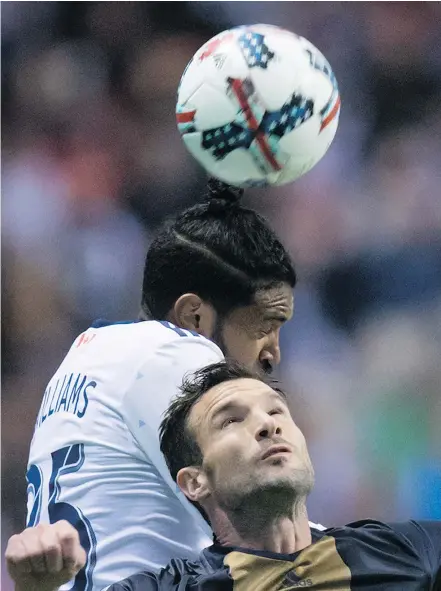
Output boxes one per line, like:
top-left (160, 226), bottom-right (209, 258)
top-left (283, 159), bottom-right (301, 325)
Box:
top-left (2, 2), bottom-right (441, 587)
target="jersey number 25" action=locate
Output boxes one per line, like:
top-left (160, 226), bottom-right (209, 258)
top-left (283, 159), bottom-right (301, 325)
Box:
top-left (26, 444), bottom-right (96, 591)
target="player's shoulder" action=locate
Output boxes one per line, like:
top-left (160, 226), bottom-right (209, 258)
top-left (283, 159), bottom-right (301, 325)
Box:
top-left (322, 519), bottom-right (434, 555)
top-left (323, 518), bottom-right (407, 539)
top-left (320, 519), bottom-right (441, 582)
top-left (85, 318), bottom-right (196, 341)
top-left (142, 320), bottom-right (224, 363)
top-left (77, 318), bottom-right (222, 357)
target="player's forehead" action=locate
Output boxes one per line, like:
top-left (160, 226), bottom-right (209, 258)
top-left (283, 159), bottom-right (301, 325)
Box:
top-left (252, 283), bottom-right (294, 322)
top-left (224, 283), bottom-right (294, 333)
top-left (190, 378), bottom-right (285, 425)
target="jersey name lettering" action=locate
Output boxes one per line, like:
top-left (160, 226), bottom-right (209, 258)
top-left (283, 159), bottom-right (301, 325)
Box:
top-left (36, 373), bottom-right (95, 427)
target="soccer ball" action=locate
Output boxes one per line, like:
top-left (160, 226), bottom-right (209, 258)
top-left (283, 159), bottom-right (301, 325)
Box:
top-left (176, 25), bottom-right (340, 187)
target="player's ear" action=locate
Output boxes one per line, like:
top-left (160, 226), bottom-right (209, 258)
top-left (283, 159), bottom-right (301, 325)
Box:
top-left (172, 293), bottom-right (216, 337)
top-left (176, 466), bottom-right (211, 503)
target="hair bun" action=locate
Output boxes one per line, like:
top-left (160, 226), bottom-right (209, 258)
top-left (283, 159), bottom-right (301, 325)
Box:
top-left (206, 178), bottom-right (244, 213)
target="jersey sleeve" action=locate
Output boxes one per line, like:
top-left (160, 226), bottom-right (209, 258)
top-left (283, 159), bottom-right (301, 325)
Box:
top-left (389, 521), bottom-right (441, 583)
top-left (122, 333), bottom-right (223, 494)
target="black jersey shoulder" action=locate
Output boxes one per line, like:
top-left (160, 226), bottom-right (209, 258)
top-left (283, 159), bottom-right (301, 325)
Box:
top-left (109, 520), bottom-right (441, 590)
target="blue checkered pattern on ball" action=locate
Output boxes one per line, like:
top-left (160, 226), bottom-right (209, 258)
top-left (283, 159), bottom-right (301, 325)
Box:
top-left (261, 93), bottom-right (314, 138)
top-left (201, 92), bottom-right (314, 161)
top-left (202, 124), bottom-right (254, 160)
top-left (238, 32), bottom-right (275, 69)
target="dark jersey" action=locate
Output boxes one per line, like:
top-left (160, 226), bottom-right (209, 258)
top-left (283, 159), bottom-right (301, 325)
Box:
top-left (109, 520), bottom-right (441, 590)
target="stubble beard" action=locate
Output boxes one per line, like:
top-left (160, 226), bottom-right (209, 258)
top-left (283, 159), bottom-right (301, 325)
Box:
top-left (216, 464), bottom-right (315, 537)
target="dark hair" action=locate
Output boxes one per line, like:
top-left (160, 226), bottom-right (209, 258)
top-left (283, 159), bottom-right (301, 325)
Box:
top-left (141, 179), bottom-right (296, 319)
top-left (159, 361), bottom-right (287, 484)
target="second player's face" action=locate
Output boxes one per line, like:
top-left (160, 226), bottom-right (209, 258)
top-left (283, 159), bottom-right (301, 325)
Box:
top-left (188, 378), bottom-right (314, 510)
top-left (218, 283), bottom-right (294, 374)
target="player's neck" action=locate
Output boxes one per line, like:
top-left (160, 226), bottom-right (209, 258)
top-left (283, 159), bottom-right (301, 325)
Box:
top-left (210, 501), bottom-right (311, 554)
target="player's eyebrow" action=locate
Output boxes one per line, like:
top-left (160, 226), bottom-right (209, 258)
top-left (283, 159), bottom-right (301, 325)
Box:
top-left (268, 390), bottom-right (289, 406)
top-left (209, 390), bottom-right (288, 425)
top-left (209, 402), bottom-right (242, 424)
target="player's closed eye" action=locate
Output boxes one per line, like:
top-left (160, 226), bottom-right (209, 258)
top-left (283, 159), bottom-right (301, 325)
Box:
top-left (259, 326), bottom-right (274, 338)
top-left (222, 417), bottom-right (242, 429)
top-left (222, 408), bottom-right (283, 428)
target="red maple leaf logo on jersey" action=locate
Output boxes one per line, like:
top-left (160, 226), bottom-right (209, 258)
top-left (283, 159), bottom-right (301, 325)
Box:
top-left (199, 33), bottom-right (235, 61)
top-left (76, 332), bottom-right (96, 348)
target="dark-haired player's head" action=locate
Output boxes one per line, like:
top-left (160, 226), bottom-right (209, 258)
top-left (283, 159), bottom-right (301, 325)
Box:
top-left (159, 361), bottom-right (314, 525)
top-left (141, 180), bottom-right (296, 373)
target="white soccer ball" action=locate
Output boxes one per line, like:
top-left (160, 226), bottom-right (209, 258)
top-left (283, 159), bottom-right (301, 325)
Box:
top-left (176, 24), bottom-right (341, 187)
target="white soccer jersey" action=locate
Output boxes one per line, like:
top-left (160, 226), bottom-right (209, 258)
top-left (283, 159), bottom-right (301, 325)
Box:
top-left (27, 319), bottom-right (325, 591)
top-left (27, 320), bottom-right (224, 591)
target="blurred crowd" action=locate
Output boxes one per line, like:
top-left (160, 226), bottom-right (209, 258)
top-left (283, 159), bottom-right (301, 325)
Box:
top-left (2, 2), bottom-right (441, 586)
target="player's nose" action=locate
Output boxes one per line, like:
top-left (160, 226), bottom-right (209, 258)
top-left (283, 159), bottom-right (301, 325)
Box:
top-left (259, 343), bottom-right (281, 374)
top-left (255, 413), bottom-right (281, 441)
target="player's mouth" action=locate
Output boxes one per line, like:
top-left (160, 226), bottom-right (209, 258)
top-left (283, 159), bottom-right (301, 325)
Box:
top-left (261, 445), bottom-right (292, 461)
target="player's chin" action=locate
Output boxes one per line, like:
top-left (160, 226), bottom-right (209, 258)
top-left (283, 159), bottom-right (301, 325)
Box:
top-left (255, 472), bottom-right (297, 495)
top-left (264, 468), bottom-right (312, 492)
top-left (262, 457), bottom-right (309, 482)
